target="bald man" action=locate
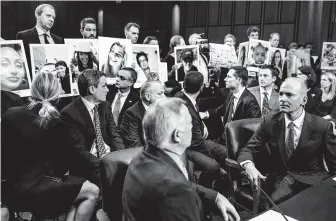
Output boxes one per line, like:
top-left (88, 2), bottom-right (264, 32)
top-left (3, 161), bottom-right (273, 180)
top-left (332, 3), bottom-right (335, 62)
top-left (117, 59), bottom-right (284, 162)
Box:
top-left (238, 77), bottom-right (336, 207)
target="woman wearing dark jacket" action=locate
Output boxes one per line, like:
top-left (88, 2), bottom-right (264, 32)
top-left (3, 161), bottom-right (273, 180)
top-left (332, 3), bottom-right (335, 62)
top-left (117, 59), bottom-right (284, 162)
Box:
top-left (1, 71), bottom-right (99, 220)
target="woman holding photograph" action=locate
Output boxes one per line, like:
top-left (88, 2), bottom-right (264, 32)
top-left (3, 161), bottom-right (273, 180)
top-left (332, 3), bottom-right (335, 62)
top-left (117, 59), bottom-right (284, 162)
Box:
top-left (55, 60), bottom-right (71, 94)
top-left (2, 71), bottom-right (99, 221)
top-left (0, 44), bottom-right (29, 92)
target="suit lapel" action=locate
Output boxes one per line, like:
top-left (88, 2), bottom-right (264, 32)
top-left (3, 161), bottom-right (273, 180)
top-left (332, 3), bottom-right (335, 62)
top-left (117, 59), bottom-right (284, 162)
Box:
top-left (254, 87), bottom-right (261, 107)
top-left (276, 113), bottom-right (287, 167)
top-left (296, 113), bottom-right (313, 151)
top-left (76, 98), bottom-right (95, 134)
top-left (233, 89), bottom-right (248, 118)
top-left (32, 27), bottom-right (41, 43)
top-left (182, 93), bottom-right (201, 121)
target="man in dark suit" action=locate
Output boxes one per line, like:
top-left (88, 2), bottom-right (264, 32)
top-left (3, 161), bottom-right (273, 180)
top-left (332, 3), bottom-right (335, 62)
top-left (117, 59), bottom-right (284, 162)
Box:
top-left (119, 80), bottom-right (166, 148)
top-left (248, 65), bottom-right (280, 116)
top-left (238, 77), bottom-right (336, 205)
top-left (61, 69), bottom-right (125, 185)
top-left (203, 66), bottom-right (261, 132)
top-left (122, 97), bottom-right (240, 221)
top-left (106, 68), bottom-right (139, 126)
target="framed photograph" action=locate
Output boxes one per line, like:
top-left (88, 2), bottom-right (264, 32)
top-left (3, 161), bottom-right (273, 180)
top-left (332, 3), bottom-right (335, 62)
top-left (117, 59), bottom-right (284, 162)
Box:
top-left (237, 42), bottom-right (249, 67)
top-left (269, 47), bottom-right (286, 70)
top-left (132, 44), bottom-right (160, 88)
top-left (0, 40), bottom-right (31, 97)
top-left (246, 39), bottom-right (271, 66)
top-left (321, 42), bottom-right (336, 70)
top-left (30, 44), bottom-right (72, 97)
top-left (64, 39), bottom-right (99, 95)
top-left (209, 43), bottom-right (238, 68)
top-left (174, 45), bottom-right (200, 82)
top-left (98, 37), bottom-right (133, 82)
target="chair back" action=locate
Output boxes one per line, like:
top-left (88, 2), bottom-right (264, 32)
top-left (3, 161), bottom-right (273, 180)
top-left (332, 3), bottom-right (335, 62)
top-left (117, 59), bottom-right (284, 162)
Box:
top-left (100, 147), bottom-right (142, 221)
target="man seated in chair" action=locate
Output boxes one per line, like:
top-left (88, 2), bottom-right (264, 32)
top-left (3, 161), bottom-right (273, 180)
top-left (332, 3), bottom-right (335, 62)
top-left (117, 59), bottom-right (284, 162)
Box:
top-left (238, 77), bottom-right (336, 208)
top-left (122, 98), bottom-right (240, 221)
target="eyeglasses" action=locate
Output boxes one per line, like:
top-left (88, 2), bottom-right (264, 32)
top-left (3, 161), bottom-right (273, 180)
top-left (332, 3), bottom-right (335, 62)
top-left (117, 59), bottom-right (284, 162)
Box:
top-left (117, 75), bottom-right (129, 81)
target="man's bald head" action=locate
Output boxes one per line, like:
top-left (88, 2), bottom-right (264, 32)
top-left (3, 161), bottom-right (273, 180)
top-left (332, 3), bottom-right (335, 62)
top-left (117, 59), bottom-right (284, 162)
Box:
top-left (282, 77), bottom-right (307, 97)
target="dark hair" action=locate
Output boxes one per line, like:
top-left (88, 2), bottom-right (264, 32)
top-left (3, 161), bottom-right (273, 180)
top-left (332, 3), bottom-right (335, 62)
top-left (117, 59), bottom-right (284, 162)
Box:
top-left (77, 69), bottom-right (105, 97)
top-left (230, 66), bottom-right (248, 86)
top-left (76, 51), bottom-right (93, 72)
top-left (184, 71), bottom-right (204, 94)
top-left (269, 32), bottom-right (280, 39)
top-left (124, 22), bottom-right (140, 32)
top-left (136, 52), bottom-right (148, 67)
top-left (271, 50), bottom-right (283, 68)
top-left (120, 67), bottom-right (138, 84)
top-left (80, 17), bottom-right (96, 30)
top-left (143, 36), bottom-right (158, 44)
top-left (260, 65), bottom-right (280, 78)
top-left (304, 42), bottom-right (313, 48)
top-left (246, 26), bottom-right (260, 37)
top-left (298, 66), bottom-right (316, 88)
top-left (164, 80), bottom-right (182, 97)
top-left (55, 60), bottom-right (69, 78)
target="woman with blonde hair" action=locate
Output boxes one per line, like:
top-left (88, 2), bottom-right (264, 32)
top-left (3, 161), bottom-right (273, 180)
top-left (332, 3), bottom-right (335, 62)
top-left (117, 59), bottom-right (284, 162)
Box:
top-left (2, 71), bottom-right (99, 221)
top-left (313, 72), bottom-right (336, 121)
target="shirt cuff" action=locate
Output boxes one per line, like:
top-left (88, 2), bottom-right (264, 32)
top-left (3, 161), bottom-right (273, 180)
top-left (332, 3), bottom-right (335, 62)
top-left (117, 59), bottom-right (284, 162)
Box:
top-left (240, 160), bottom-right (254, 168)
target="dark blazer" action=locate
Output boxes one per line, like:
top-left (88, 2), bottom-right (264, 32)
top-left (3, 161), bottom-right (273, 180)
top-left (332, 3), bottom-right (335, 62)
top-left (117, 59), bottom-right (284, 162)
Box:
top-left (208, 88), bottom-right (261, 124)
top-left (175, 92), bottom-right (207, 153)
top-left (106, 86), bottom-right (140, 126)
top-left (177, 65), bottom-right (198, 82)
top-left (122, 146), bottom-right (218, 221)
top-left (1, 90), bottom-right (24, 117)
top-left (16, 27), bottom-right (64, 44)
top-left (238, 112), bottom-right (336, 185)
top-left (305, 86), bottom-right (322, 114)
top-left (119, 101), bottom-right (146, 148)
top-left (248, 86), bottom-right (280, 114)
top-left (60, 97), bottom-right (125, 184)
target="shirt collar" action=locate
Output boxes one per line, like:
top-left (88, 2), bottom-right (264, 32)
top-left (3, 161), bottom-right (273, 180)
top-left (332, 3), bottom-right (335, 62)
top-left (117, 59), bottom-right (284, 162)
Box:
top-left (142, 101), bottom-right (150, 111)
top-left (81, 97), bottom-right (96, 113)
top-left (233, 87), bottom-right (246, 99)
top-left (260, 86), bottom-right (272, 96)
top-left (183, 92), bottom-right (197, 107)
top-left (118, 89), bottom-right (130, 98)
top-left (284, 110), bottom-right (305, 129)
top-left (35, 26), bottom-right (51, 37)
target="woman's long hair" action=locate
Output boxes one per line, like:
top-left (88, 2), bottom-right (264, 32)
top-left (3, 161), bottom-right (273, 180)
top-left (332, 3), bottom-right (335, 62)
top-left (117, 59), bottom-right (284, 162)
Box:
top-left (28, 71), bottom-right (60, 128)
top-left (76, 51), bottom-right (93, 72)
top-left (271, 50), bottom-right (283, 68)
top-left (103, 42), bottom-right (126, 78)
top-left (322, 72), bottom-right (336, 100)
top-left (55, 60), bottom-right (70, 78)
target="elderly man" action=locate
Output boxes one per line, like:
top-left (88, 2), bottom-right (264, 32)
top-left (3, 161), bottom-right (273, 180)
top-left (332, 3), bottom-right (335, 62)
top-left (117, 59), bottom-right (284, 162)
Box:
top-left (238, 77), bottom-right (336, 206)
top-left (122, 97), bottom-right (240, 221)
top-left (124, 22), bottom-right (140, 44)
top-left (269, 32), bottom-right (280, 48)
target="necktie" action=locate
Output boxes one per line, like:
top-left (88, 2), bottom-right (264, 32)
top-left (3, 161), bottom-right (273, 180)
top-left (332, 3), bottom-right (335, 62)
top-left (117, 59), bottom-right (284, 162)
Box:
top-left (112, 93), bottom-right (122, 125)
top-left (93, 105), bottom-right (107, 158)
top-left (262, 92), bottom-right (270, 116)
top-left (285, 122), bottom-right (295, 161)
top-left (226, 95), bottom-right (235, 123)
top-left (43, 33), bottom-right (50, 44)
top-left (195, 103), bottom-right (200, 113)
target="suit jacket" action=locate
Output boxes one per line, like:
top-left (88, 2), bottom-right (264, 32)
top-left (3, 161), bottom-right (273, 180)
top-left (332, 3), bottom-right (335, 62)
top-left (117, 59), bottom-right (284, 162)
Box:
top-left (248, 86), bottom-right (280, 114)
top-left (119, 101), bottom-right (147, 148)
top-left (208, 88), bottom-right (261, 124)
top-left (1, 90), bottom-right (24, 117)
top-left (60, 97), bottom-right (125, 184)
top-left (106, 86), bottom-right (140, 126)
top-left (175, 92), bottom-right (207, 153)
top-left (238, 112), bottom-right (336, 185)
top-left (16, 27), bottom-right (64, 44)
top-left (305, 86), bottom-right (322, 114)
top-left (122, 146), bottom-right (218, 221)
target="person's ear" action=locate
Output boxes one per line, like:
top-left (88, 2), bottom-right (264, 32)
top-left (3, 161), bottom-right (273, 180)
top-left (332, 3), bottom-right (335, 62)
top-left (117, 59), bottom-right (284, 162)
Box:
top-left (80, 29), bottom-right (83, 36)
top-left (272, 76), bottom-right (277, 83)
top-left (301, 95), bottom-right (308, 106)
top-left (88, 86), bottom-right (95, 95)
top-left (172, 129), bottom-right (181, 143)
top-left (145, 93), bottom-right (151, 102)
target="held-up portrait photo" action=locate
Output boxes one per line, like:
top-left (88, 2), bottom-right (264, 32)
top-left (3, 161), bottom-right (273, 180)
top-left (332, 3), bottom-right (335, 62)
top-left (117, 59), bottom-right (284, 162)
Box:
top-left (0, 40), bottom-right (31, 97)
top-left (269, 47), bottom-right (286, 70)
top-left (321, 42), bottom-right (336, 70)
top-left (174, 45), bottom-right (200, 82)
top-left (247, 39), bottom-right (271, 66)
top-left (237, 41), bottom-right (249, 67)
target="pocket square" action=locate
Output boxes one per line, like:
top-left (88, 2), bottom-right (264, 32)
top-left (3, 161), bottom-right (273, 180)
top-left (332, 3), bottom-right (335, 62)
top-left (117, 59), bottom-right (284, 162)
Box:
top-left (311, 94), bottom-right (315, 97)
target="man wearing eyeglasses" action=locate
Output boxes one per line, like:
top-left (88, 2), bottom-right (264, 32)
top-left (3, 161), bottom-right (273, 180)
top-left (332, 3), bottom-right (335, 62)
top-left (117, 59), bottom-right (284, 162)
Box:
top-left (106, 67), bottom-right (140, 126)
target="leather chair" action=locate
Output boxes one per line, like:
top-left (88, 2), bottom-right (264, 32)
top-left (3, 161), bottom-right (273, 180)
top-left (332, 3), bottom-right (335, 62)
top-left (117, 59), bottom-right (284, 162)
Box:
top-left (223, 118), bottom-right (266, 215)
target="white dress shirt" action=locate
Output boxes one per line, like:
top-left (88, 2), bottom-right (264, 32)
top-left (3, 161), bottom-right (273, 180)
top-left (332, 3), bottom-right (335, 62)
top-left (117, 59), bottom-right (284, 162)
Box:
top-left (163, 149), bottom-right (189, 180)
top-left (35, 26), bottom-right (55, 44)
top-left (81, 97), bottom-right (110, 157)
top-left (259, 87), bottom-right (273, 111)
top-left (284, 110), bottom-right (305, 149)
top-left (232, 87), bottom-right (246, 114)
top-left (111, 90), bottom-right (131, 114)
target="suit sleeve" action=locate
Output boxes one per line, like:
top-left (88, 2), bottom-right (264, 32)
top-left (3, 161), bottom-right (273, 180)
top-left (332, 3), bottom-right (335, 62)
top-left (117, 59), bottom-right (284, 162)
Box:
top-left (191, 182), bottom-right (217, 204)
top-left (237, 117), bottom-right (268, 164)
top-left (106, 104), bottom-right (125, 151)
top-left (119, 110), bottom-right (144, 148)
top-left (324, 122), bottom-right (336, 175)
top-left (245, 97), bottom-right (261, 118)
top-left (207, 103), bottom-right (226, 118)
top-left (330, 98), bottom-right (336, 120)
top-left (190, 113), bottom-right (207, 151)
top-left (158, 185), bottom-right (203, 221)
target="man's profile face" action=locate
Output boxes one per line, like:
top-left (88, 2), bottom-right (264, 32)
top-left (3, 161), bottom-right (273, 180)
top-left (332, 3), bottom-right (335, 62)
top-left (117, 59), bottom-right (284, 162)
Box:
top-left (109, 44), bottom-right (125, 69)
top-left (92, 76), bottom-right (109, 103)
top-left (225, 69), bottom-right (239, 89)
top-left (249, 32), bottom-right (259, 40)
top-left (270, 34), bottom-right (280, 47)
top-left (37, 6), bottom-right (55, 31)
top-left (81, 23), bottom-right (97, 39)
top-left (138, 55), bottom-right (149, 70)
top-left (125, 26), bottom-right (139, 44)
top-left (115, 69), bottom-right (132, 89)
top-left (279, 80), bottom-right (305, 114)
top-left (148, 82), bottom-right (166, 105)
top-left (259, 69), bottom-right (275, 88)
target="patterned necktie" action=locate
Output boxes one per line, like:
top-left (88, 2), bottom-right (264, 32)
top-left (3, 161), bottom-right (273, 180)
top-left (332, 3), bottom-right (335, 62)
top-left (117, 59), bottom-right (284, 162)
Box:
top-left (195, 103), bottom-right (199, 113)
top-left (226, 95), bottom-right (235, 123)
top-left (285, 122), bottom-right (295, 161)
top-left (93, 105), bottom-right (107, 158)
top-left (43, 33), bottom-right (50, 44)
top-left (112, 93), bottom-right (122, 125)
top-left (262, 92), bottom-right (270, 116)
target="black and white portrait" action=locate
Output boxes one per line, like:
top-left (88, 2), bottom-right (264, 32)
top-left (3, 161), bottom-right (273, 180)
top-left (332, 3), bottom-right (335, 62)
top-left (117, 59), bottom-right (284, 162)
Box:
top-left (174, 45), bottom-right (200, 82)
top-left (321, 42), bottom-right (336, 70)
top-left (247, 39), bottom-right (271, 66)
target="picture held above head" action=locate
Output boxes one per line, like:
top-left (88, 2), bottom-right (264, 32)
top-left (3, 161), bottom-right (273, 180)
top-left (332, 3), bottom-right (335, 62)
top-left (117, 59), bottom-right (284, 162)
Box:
top-left (163, 35), bottom-right (186, 73)
top-left (177, 48), bottom-right (198, 81)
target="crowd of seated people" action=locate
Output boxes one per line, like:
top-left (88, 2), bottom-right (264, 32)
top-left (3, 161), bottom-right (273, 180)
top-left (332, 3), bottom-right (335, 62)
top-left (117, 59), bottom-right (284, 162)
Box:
top-left (1, 3), bottom-right (336, 221)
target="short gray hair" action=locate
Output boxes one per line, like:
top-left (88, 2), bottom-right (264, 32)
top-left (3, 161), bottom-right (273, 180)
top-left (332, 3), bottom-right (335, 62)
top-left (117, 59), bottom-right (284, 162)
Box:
top-left (143, 98), bottom-right (187, 146)
top-left (140, 80), bottom-right (161, 101)
top-left (35, 4), bottom-right (55, 18)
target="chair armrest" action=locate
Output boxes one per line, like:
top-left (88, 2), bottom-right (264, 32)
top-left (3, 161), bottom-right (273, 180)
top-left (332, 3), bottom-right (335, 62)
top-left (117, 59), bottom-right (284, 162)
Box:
top-left (225, 158), bottom-right (243, 170)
